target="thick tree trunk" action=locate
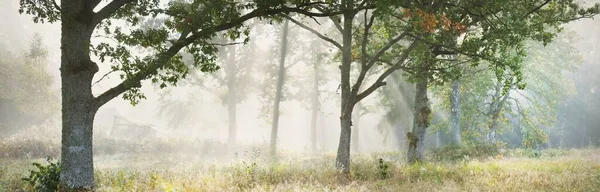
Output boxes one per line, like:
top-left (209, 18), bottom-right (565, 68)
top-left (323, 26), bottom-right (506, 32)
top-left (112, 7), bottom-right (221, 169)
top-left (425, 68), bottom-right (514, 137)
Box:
top-left (310, 61), bottom-right (319, 152)
top-left (226, 46), bottom-right (237, 145)
top-left (270, 20), bottom-right (289, 157)
top-left (407, 78), bottom-right (430, 164)
top-left (449, 79), bottom-right (461, 145)
top-left (335, 6), bottom-right (355, 173)
top-left (59, 2), bottom-right (99, 189)
top-left (352, 104), bottom-right (361, 152)
top-left (336, 106), bottom-right (353, 172)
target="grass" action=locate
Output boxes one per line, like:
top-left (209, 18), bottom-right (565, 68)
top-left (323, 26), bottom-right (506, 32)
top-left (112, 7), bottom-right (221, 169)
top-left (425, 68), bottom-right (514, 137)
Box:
top-left (1, 147), bottom-right (599, 191)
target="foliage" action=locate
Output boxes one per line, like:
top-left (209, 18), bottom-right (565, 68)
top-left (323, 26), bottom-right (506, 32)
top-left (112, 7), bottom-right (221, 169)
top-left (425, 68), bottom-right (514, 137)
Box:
top-left (376, 158), bottom-right (389, 179)
top-left (21, 156), bottom-right (61, 192)
top-left (431, 30), bottom-right (582, 147)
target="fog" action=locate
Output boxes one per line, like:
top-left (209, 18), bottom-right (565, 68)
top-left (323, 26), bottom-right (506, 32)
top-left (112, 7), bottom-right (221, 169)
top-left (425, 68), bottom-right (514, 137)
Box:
top-left (1, 0), bottom-right (599, 159)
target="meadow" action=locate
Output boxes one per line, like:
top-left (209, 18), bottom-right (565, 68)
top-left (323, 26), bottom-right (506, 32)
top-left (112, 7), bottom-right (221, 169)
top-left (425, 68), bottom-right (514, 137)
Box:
top-left (1, 138), bottom-right (599, 192)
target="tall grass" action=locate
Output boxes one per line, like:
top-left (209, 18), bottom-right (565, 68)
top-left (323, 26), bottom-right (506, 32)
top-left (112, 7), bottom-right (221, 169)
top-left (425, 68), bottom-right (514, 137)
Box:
top-left (2, 147), bottom-right (599, 191)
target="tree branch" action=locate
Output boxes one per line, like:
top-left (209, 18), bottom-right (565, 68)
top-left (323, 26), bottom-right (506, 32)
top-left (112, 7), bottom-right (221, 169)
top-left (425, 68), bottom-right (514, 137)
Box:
top-left (355, 39), bottom-right (419, 103)
top-left (351, 10), bottom-right (375, 95)
top-left (93, 32), bottom-right (190, 109)
top-left (92, 6), bottom-right (316, 108)
top-left (366, 32), bottom-right (409, 67)
top-left (315, 6), bottom-right (343, 33)
top-left (284, 15), bottom-right (342, 50)
top-left (522, 0), bottom-right (551, 19)
top-left (92, 70), bottom-right (116, 86)
top-left (93, 3), bottom-right (346, 109)
top-left (52, 0), bottom-right (61, 12)
top-left (93, 0), bottom-right (136, 24)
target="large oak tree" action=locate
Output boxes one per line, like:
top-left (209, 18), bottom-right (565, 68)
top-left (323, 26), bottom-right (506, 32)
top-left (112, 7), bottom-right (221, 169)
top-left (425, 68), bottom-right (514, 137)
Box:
top-left (19, 0), bottom-right (342, 190)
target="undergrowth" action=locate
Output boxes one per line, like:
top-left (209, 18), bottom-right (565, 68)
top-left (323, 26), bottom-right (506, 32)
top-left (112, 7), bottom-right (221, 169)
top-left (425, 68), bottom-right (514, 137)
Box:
top-left (0, 148), bottom-right (599, 191)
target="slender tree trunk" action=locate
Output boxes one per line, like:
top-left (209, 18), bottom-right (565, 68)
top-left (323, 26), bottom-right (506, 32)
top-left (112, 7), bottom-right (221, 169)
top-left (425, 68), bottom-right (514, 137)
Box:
top-left (59, 2), bottom-right (99, 189)
top-left (335, 6), bottom-right (355, 173)
top-left (352, 104), bottom-right (362, 152)
top-left (407, 77), bottom-right (430, 164)
top-left (310, 60), bottom-right (319, 152)
top-left (227, 46), bottom-right (237, 145)
top-left (270, 20), bottom-right (289, 157)
top-left (449, 79), bottom-right (461, 145)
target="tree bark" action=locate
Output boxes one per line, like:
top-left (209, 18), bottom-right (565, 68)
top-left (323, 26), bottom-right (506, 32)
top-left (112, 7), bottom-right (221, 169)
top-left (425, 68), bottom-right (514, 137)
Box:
top-left (449, 79), bottom-right (462, 145)
top-left (270, 20), bottom-right (289, 157)
top-left (310, 60), bottom-right (319, 152)
top-left (59, 1), bottom-right (99, 189)
top-left (335, 4), bottom-right (355, 173)
top-left (226, 46), bottom-right (237, 145)
top-left (407, 77), bottom-right (430, 164)
top-left (352, 103), bottom-right (362, 152)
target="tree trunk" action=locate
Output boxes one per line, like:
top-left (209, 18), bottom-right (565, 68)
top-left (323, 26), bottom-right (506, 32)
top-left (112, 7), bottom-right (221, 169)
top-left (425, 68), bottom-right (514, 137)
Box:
top-left (59, 2), bottom-right (99, 189)
top-left (407, 77), bottom-right (430, 164)
top-left (310, 60), bottom-right (319, 152)
top-left (226, 46), bottom-right (237, 145)
top-left (449, 79), bottom-right (461, 145)
top-left (489, 91), bottom-right (510, 144)
top-left (352, 104), bottom-right (362, 152)
top-left (335, 7), bottom-right (355, 173)
top-left (270, 20), bottom-right (289, 157)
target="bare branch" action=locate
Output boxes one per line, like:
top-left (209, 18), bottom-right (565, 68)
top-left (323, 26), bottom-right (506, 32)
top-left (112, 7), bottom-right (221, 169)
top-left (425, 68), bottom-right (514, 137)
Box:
top-left (360, 9), bottom-right (375, 66)
top-left (284, 15), bottom-right (342, 50)
top-left (355, 39), bottom-right (419, 103)
top-left (366, 32), bottom-right (409, 67)
top-left (92, 70), bottom-right (117, 86)
top-left (208, 41), bottom-right (245, 46)
top-left (314, 6), bottom-right (343, 33)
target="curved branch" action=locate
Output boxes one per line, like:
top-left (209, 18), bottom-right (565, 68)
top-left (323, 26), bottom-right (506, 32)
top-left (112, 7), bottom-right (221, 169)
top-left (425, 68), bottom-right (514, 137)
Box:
top-left (284, 15), bottom-right (342, 50)
top-left (93, 0), bottom-right (136, 24)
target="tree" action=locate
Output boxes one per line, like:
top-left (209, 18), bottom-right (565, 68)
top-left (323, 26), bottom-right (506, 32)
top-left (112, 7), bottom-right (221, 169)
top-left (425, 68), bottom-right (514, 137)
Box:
top-left (0, 33), bottom-right (59, 136)
top-left (287, 0), bottom-right (422, 173)
top-left (396, 1), bottom-right (598, 163)
top-left (433, 30), bottom-right (584, 148)
top-left (19, 0), bottom-right (343, 189)
top-left (270, 20), bottom-right (289, 157)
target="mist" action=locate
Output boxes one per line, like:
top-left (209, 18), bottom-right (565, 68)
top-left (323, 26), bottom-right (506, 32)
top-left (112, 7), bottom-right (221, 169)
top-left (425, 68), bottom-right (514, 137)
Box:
top-left (1, 0), bottom-right (600, 191)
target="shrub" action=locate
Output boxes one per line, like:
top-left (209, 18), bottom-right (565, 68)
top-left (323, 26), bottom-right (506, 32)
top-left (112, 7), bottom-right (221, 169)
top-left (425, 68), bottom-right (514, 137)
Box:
top-left (377, 158), bottom-right (390, 179)
top-left (22, 156), bottom-right (61, 192)
top-left (0, 138), bottom-right (59, 159)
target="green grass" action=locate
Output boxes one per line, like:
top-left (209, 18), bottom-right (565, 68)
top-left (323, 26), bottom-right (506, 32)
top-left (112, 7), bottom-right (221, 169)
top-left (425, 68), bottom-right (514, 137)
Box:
top-left (2, 148), bottom-right (600, 191)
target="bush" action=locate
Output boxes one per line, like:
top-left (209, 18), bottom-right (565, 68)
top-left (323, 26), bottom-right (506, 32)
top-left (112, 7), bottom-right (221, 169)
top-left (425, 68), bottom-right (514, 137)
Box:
top-left (377, 158), bottom-right (390, 179)
top-left (429, 142), bottom-right (501, 162)
top-left (0, 138), bottom-right (59, 159)
top-left (22, 156), bottom-right (61, 192)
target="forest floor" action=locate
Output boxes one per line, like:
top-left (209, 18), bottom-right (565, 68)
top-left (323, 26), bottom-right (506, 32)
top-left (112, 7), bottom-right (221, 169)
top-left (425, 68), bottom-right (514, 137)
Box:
top-left (1, 147), bottom-right (599, 191)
